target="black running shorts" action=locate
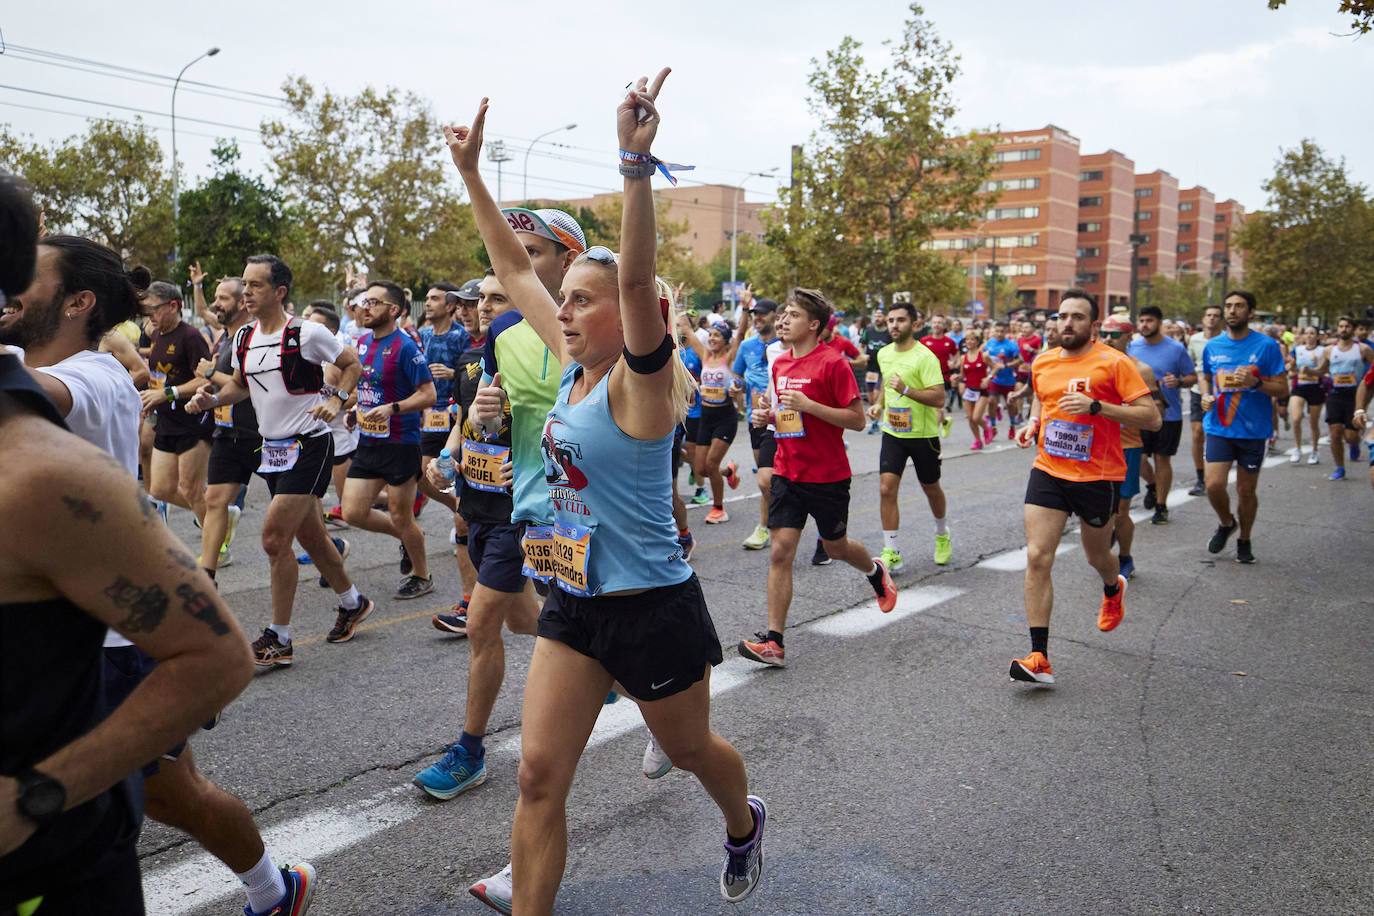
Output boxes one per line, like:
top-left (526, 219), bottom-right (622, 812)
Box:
top-left (261, 432), bottom-right (334, 498)
top-left (1327, 388), bottom-right (1357, 426)
top-left (768, 475), bottom-right (850, 540)
top-left (695, 404), bottom-right (738, 446)
top-left (1024, 466), bottom-right (1119, 528)
top-left (1141, 419), bottom-right (1183, 457)
top-left (347, 441), bottom-right (422, 486)
top-left (467, 521), bottom-right (527, 594)
top-left (878, 434), bottom-right (942, 484)
top-left (1292, 383), bottom-right (1325, 407)
top-left (538, 573), bottom-right (723, 702)
top-left (207, 435), bottom-right (263, 487)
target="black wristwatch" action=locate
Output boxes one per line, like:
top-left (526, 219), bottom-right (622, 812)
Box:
top-left (1089, 399), bottom-right (1102, 416)
top-left (15, 768), bottom-right (66, 826)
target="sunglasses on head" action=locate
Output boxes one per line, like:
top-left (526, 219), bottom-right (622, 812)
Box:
top-left (583, 246), bottom-right (618, 265)
top-left (1100, 330), bottom-right (1124, 339)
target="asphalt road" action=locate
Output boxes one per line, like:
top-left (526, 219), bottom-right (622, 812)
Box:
top-left (136, 415), bottom-right (1374, 915)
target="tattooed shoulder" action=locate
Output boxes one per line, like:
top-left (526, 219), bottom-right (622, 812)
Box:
top-left (61, 495), bottom-right (103, 524)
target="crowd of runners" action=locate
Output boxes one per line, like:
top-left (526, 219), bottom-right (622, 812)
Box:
top-left (1, 68), bottom-right (1369, 916)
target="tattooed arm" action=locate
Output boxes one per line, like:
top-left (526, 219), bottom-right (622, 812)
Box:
top-left (0, 413), bottom-right (252, 853)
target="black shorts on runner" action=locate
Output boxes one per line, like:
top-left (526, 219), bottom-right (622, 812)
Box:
top-left (466, 521), bottom-right (527, 594)
top-left (1024, 466), bottom-right (1119, 528)
top-left (695, 404), bottom-right (738, 446)
top-left (347, 441), bottom-right (421, 486)
top-left (207, 435), bottom-right (263, 487)
top-left (757, 431), bottom-right (777, 469)
top-left (671, 423), bottom-right (685, 475)
top-left (332, 448), bottom-right (355, 467)
top-left (768, 474), bottom-right (850, 540)
top-left (1141, 419), bottom-right (1183, 457)
top-left (878, 434), bottom-right (942, 484)
top-left (684, 416), bottom-right (701, 445)
top-left (1189, 390), bottom-right (1205, 423)
top-left (102, 645), bottom-right (196, 775)
top-left (420, 430), bottom-right (451, 460)
top-left (1326, 388), bottom-right (1357, 426)
top-left (152, 431), bottom-right (211, 455)
top-left (537, 573), bottom-right (723, 702)
top-left (748, 422), bottom-right (770, 452)
top-left (1292, 383), bottom-right (1326, 407)
top-left (1204, 434), bottom-right (1266, 473)
top-left (261, 432), bottom-right (334, 498)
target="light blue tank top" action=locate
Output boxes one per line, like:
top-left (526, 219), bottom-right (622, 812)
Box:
top-left (540, 363), bottom-right (692, 596)
top-left (1329, 344), bottom-right (1365, 388)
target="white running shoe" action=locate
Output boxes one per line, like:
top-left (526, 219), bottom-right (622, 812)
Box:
top-left (224, 504), bottom-right (243, 548)
top-left (643, 734), bottom-right (672, 779)
top-left (1307, 450), bottom-right (1320, 465)
top-left (1289, 447), bottom-right (1301, 464)
top-left (469, 862), bottom-right (513, 914)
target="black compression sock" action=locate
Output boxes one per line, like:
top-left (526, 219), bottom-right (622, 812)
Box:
top-left (1104, 580), bottom-right (1120, 598)
top-left (727, 808), bottom-right (759, 847)
top-left (203, 567), bottom-right (216, 580)
top-left (866, 565), bottom-right (886, 589)
top-left (767, 630), bottom-right (784, 647)
top-left (1029, 626), bottom-right (1049, 656)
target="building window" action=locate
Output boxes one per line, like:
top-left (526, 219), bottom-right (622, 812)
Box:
top-left (1180, 202), bottom-right (1194, 212)
top-left (1177, 243), bottom-right (1191, 253)
top-left (982, 177), bottom-right (1041, 192)
top-left (1079, 169), bottom-right (1103, 182)
top-left (987, 205), bottom-right (1040, 220)
top-left (1135, 188), bottom-right (1154, 198)
top-left (1076, 246), bottom-right (1100, 258)
top-left (1076, 272), bottom-right (1100, 284)
top-left (1137, 257), bottom-right (1150, 267)
top-left (992, 148), bottom-right (1042, 163)
top-left (1140, 234), bottom-right (1151, 243)
top-left (1215, 214), bottom-right (1226, 222)
top-left (1078, 196), bottom-right (1103, 208)
top-left (1214, 233), bottom-right (1225, 242)
top-left (1179, 222), bottom-right (1192, 233)
top-left (1137, 211), bottom-right (1153, 221)
top-left (1001, 264), bottom-right (1038, 277)
top-left (1077, 221), bottom-right (1102, 232)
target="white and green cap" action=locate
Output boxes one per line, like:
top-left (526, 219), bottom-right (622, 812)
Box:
top-left (501, 207), bottom-right (587, 254)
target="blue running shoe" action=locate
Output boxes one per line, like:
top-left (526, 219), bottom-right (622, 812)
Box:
top-left (413, 744), bottom-right (487, 800)
top-left (720, 795), bottom-right (767, 902)
top-left (244, 861), bottom-right (316, 915)
top-left (1351, 442), bottom-right (1360, 462)
top-left (1330, 467), bottom-right (1346, 481)
top-left (1118, 555), bottom-right (1135, 580)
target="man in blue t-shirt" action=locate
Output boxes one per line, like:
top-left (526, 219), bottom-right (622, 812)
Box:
top-left (417, 280), bottom-right (473, 514)
top-left (1198, 290), bottom-right (1287, 564)
top-left (341, 280), bottom-right (437, 598)
top-left (983, 320), bottom-right (1023, 435)
top-left (732, 297), bottom-right (779, 549)
top-left (1127, 305), bottom-right (1197, 525)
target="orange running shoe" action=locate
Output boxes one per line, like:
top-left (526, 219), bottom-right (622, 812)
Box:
top-left (725, 461), bottom-right (741, 489)
top-left (704, 506), bottom-right (729, 524)
top-left (1098, 574), bottom-right (1127, 631)
top-left (739, 633), bottom-right (786, 667)
top-left (1009, 651), bottom-right (1054, 684)
top-left (870, 558), bottom-right (898, 613)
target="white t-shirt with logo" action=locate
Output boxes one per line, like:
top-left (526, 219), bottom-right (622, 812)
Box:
top-left (232, 318), bottom-right (344, 440)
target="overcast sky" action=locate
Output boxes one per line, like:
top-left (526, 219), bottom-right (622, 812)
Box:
top-left (2, 0), bottom-right (1370, 216)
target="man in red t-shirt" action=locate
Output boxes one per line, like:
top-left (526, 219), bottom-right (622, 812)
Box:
top-left (739, 289), bottom-right (898, 668)
top-left (920, 314), bottom-right (960, 438)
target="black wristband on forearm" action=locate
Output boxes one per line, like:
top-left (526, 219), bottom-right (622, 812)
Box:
top-left (623, 334), bottom-right (674, 375)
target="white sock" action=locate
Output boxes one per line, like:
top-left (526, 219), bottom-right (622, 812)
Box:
top-left (237, 850), bottom-right (287, 914)
top-left (338, 585), bottom-right (361, 610)
top-left (883, 530), bottom-right (900, 551)
top-left (268, 624), bottom-right (290, 644)
top-left (934, 516), bottom-right (948, 536)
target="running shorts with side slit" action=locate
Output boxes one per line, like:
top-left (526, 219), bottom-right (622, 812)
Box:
top-left (261, 432), bottom-right (334, 497)
top-left (1204, 434), bottom-right (1265, 473)
top-left (1024, 466), bottom-right (1118, 528)
top-left (152, 431), bottom-right (211, 454)
top-left (537, 573), bottom-right (722, 702)
top-left (767, 474), bottom-right (849, 540)
top-left (466, 521), bottom-right (527, 594)
top-left (347, 441), bottom-right (421, 486)
top-left (878, 433), bottom-right (941, 484)
top-left (207, 435), bottom-right (263, 487)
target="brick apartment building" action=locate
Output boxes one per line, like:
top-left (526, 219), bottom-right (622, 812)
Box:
top-left (537, 184), bottom-right (768, 266)
top-left (925, 125), bottom-right (1247, 318)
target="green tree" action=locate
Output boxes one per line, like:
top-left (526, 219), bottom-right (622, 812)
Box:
top-left (174, 140), bottom-right (286, 286)
top-left (261, 77), bottom-right (484, 297)
top-left (1233, 139), bottom-right (1374, 324)
top-left (1142, 272), bottom-right (1212, 322)
top-left (1267, 0), bottom-right (1373, 34)
top-left (761, 3), bottom-right (998, 311)
top-left (0, 118), bottom-right (173, 270)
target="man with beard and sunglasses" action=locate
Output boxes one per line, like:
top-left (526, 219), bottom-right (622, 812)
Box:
top-left (1010, 289), bottom-right (1158, 686)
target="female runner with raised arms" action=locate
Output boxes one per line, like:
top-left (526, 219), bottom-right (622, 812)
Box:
top-left (444, 69), bottom-right (766, 915)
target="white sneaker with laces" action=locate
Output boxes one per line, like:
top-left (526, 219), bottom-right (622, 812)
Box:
top-left (1307, 450), bottom-right (1320, 465)
top-left (643, 733), bottom-right (672, 779)
top-left (469, 862), bottom-right (512, 914)
top-left (1289, 447), bottom-right (1301, 464)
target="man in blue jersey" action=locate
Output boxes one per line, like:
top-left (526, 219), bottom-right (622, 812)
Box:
top-left (417, 280), bottom-right (471, 512)
top-left (1128, 305), bottom-right (1197, 524)
top-left (341, 280), bottom-right (437, 598)
top-left (1198, 291), bottom-right (1287, 564)
top-left (983, 320), bottom-right (1022, 438)
top-left (733, 297), bottom-right (779, 549)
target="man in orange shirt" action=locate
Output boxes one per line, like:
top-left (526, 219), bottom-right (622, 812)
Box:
top-left (1010, 290), bottom-right (1161, 685)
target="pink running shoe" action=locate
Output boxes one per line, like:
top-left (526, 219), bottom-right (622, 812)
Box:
top-left (970, 439), bottom-right (984, 451)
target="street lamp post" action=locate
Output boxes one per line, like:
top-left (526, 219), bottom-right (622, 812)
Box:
top-left (1128, 209), bottom-right (1147, 321)
top-left (488, 141), bottom-right (514, 205)
top-left (522, 123), bottom-right (576, 203)
top-left (728, 168), bottom-right (777, 308)
top-left (171, 47), bottom-right (220, 268)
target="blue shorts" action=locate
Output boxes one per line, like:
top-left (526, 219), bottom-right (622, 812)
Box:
top-left (1120, 447), bottom-right (1143, 499)
top-left (1204, 434), bottom-right (1266, 474)
top-left (102, 645), bottom-right (197, 776)
top-left (467, 521), bottom-right (527, 594)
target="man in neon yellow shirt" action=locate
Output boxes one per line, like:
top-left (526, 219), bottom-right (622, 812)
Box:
top-left (868, 301), bottom-right (951, 570)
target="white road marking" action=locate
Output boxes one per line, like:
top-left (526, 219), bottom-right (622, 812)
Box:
top-left (977, 542), bottom-right (1075, 571)
top-left (810, 586), bottom-right (964, 636)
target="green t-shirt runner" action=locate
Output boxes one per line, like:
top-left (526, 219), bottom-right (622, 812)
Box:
top-left (876, 340), bottom-right (944, 438)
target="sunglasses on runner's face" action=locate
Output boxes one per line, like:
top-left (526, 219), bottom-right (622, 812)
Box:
top-left (1099, 330), bottom-right (1124, 339)
top-left (583, 246), bottom-right (618, 265)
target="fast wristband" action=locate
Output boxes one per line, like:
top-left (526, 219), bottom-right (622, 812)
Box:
top-left (618, 149), bottom-right (695, 186)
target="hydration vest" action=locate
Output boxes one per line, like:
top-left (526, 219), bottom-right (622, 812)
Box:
top-left (234, 316), bottom-right (325, 395)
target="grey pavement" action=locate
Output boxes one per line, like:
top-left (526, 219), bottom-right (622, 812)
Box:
top-left (137, 416), bottom-right (1374, 915)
